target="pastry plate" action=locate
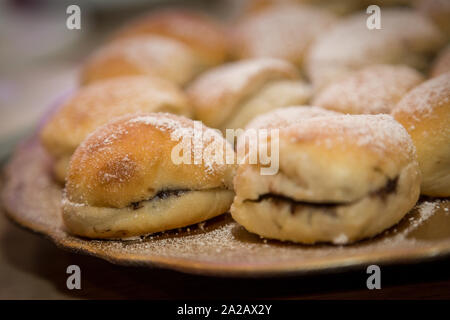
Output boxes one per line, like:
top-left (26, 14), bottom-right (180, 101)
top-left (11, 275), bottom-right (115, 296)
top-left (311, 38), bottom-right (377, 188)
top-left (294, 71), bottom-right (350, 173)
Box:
top-left (2, 135), bottom-right (450, 277)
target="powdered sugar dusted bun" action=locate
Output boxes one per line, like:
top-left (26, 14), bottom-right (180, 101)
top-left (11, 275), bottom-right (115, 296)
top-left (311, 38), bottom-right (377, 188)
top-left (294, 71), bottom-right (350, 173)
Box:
top-left (63, 113), bottom-right (236, 239)
top-left (80, 36), bottom-right (204, 86)
top-left (312, 65), bottom-right (425, 114)
top-left (112, 9), bottom-right (229, 66)
top-left (392, 73), bottom-right (450, 197)
top-left (431, 45), bottom-right (450, 78)
top-left (244, 105), bottom-right (341, 130)
top-left (41, 76), bottom-right (192, 183)
top-left (187, 58), bottom-right (311, 130)
top-left (231, 5), bottom-right (336, 67)
top-left (306, 9), bottom-right (445, 89)
top-left (231, 114), bottom-right (421, 244)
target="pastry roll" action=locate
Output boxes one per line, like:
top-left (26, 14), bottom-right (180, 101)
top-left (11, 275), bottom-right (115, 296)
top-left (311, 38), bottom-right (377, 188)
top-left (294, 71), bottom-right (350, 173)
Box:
top-left (392, 73), bottom-right (450, 197)
top-left (187, 58), bottom-right (312, 131)
top-left (112, 8), bottom-right (229, 67)
top-left (231, 4), bottom-right (336, 68)
top-left (231, 114), bottom-right (421, 244)
top-left (80, 36), bottom-right (204, 86)
top-left (63, 113), bottom-right (236, 239)
top-left (306, 9), bottom-right (445, 89)
top-left (41, 76), bottom-right (192, 182)
top-left (312, 65), bottom-right (424, 114)
top-left (430, 45), bottom-right (450, 78)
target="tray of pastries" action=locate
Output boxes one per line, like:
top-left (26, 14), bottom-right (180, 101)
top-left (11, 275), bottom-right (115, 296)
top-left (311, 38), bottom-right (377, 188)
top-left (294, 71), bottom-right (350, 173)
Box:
top-left (2, 1), bottom-right (450, 277)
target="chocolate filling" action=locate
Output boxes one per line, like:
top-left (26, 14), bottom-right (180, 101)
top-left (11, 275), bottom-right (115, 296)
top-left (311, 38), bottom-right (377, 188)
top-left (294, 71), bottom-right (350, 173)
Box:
top-left (130, 189), bottom-right (188, 210)
top-left (246, 176), bottom-right (399, 215)
top-left (369, 176), bottom-right (398, 201)
top-left (247, 194), bottom-right (342, 216)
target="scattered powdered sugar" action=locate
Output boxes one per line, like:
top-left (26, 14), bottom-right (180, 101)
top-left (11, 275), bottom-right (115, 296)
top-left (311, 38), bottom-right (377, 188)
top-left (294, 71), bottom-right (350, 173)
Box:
top-left (306, 9), bottom-right (444, 86)
top-left (394, 73), bottom-right (450, 121)
top-left (313, 65), bottom-right (424, 114)
top-left (127, 113), bottom-right (232, 173)
top-left (332, 234), bottom-right (349, 245)
top-left (115, 9), bottom-right (226, 53)
top-left (86, 36), bottom-right (199, 85)
top-left (128, 114), bottom-right (189, 140)
top-left (233, 5), bottom-right (336, 60)
top-left (284, 114), bottom-right (416, 156)
top-left (187, 58), bottom-right (297, 109)
top-left (5, 136), bottom-right (450, 274)
top-left (245, 106), bottom-right (340, 130)
top-left (395, 201), bottom-right (442, 238)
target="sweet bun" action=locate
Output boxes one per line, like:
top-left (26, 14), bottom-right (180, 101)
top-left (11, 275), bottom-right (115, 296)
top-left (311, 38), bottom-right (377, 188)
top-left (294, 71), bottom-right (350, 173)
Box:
top-left (306, 9), bottom-right (445, 89)
top-left (392, 73), bottom-right (450, 197)
top-left (231, 4), bottom-right (336, 67)
top-left (112, 9), bottom-right (229, 67)
top-left (187, 58), bottom-right (312, 130)
top-left (63, 113), bottom-right (236, 239)
top-left (430, 45), bottom-right (450, 78)
top-left (41, 76), bottom-right (191, 183)
top-left (231, 114), bottom-right (421, 244)
top-left (312, 65), bottom-right (424, 114)
top-left (80, 36), bottom-right (204, 86)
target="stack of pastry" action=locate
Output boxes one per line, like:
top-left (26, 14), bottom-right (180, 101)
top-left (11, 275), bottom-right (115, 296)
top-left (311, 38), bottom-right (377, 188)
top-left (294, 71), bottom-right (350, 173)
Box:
top-left (38, 2), bottom-right (449, 244)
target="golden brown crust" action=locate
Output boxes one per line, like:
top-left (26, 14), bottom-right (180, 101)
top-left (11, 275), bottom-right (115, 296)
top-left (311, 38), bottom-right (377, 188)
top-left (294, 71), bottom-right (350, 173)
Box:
top-left (66, 113), bottom-right (236, 208)
top-left (392, 73), bottom-right (450, 197)
top-left (112, 8), bottom-right (229, 66)
top-left (80, 36), bottom-right (204, 86)
top-left (40, 76), bottom-right (192, 182)
top-left (41, 76), bottom-right (191, 157)
top-left (312, 65), bottom-right (425, 114)
top-left (231, 4), bottom-right (336, 67)
top-left (186, 58), bottom-right (300, 129)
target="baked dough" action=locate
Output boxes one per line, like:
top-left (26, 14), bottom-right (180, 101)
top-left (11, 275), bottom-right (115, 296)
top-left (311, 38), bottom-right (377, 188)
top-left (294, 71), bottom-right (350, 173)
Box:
top-left (187, 58), bottom-right (311, 131)
top-left (392, 72), bottom-right (450, 197)
top-left (306, 9), bottom-right (445, 89)
top-left (231, 114), bottom-right (421, 244)
top-left (63, 113), bottom-right (236, 239)
top-left (431, 45), bottom-right (450, 78)
top-left (244, 105), bottom-right (341, 130)
top-left (80, 36), bottom-right (205, 86)
top-left (231, 4), bottom-right (336, 68)
top-left (112, 8), bottom-right (229, 67)
top-left (41, 76), bottom-right (192, 182)
top-left (312, 65), bottom-right (424, 114)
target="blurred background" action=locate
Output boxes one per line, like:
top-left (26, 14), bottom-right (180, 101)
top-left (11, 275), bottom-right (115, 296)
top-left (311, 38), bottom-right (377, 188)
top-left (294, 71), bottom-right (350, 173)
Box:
top-left (0, 0), bottom-right (448, 163)
top-left (0, 0), bottom-right (240, 162)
